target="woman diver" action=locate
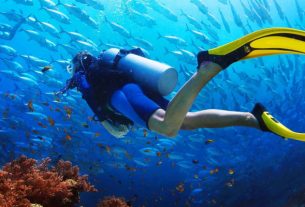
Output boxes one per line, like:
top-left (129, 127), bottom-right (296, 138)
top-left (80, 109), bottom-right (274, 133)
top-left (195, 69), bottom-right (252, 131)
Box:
top-left (59, 28), bottom-right (305, 141)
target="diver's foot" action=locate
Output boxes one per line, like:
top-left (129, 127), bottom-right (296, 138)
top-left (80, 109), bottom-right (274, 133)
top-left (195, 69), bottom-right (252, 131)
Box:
top-left (197, 61), bottom-right (222, 75)
top-left (197, 51), bottom-right (231, 69)
top-left (251, 103), bottom-right (270, 132)
top-left (250, 103), bottom-right (305, 141)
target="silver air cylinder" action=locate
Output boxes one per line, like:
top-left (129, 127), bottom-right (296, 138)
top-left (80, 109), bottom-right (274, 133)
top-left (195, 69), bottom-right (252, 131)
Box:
top-left (101, 48), bottom-right (178, 96)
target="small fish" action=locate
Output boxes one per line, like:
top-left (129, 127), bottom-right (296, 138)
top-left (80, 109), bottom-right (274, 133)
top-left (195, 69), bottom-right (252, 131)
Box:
top-left (143, 129), bottom-right (148, 137)
top-left (82, 122), bottom-right (89, 128)
top-left (27, 100), bottom-right (34, 112)
top-left (37, 122), bottom-right (47, 128)
top-left (176, 183), bottom-right (185, 193)
top-left (65, 134), bottom-right (72, 140)
top-left (210, 168), bottom-right (219, 175)
top-left (226, 179), bottom-right (235, 187)
top-left (125, 165), bottom-right (137, 172)
top-left (192, 159), bottom-right (199, 164)
top-left (228, 169), bottom-right (235, 175)
top-left (64, 106), bottom-right (72, 119)
top-left (205, 139), bottom-right (214, 144)
top-left (105, 145), bottom-right (111, 153)
top-left (41, 65), bottom-right (52, 73)
top-left (47, 116), bottom-right (55, 126)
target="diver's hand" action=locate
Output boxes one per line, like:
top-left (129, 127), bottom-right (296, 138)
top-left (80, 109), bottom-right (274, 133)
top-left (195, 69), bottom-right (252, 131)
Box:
top-left (73, 72), bottom-right (91, 93)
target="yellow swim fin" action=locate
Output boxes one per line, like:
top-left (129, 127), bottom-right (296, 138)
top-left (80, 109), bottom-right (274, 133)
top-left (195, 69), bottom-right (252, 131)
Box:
top-left (197, 27), bottom-right (305, 69)
top-left (251, 103), bottom-right (305, 142)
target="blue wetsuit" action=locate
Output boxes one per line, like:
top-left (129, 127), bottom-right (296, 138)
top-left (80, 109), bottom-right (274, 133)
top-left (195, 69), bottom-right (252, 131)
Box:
top-left (73, 49), bottom-right (169, 129)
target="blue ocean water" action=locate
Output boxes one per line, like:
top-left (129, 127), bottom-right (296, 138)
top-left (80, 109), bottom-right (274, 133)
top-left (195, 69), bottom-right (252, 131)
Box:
top-left (1, 0), bottom-right (305, 206)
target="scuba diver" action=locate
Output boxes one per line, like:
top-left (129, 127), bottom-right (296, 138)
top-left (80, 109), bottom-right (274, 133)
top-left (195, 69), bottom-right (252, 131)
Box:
top-left (0, 18), bottom-right (25, 40)
top-left (59, 28), bottom-right (305, 140)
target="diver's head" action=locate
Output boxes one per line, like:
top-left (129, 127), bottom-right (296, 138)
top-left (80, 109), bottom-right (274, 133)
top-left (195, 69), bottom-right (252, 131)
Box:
top-left (67, 51), bottom-right (94, 75)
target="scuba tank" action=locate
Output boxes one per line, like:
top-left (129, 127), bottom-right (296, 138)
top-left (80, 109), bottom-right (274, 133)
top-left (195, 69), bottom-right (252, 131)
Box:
top-left (100, 48), bottom-right (178, 96)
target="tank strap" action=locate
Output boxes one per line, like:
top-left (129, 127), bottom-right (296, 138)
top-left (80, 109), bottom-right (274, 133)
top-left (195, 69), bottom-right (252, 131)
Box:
top-left (112, 48), bottom-right (145, 69)
top-left (112, 49), bottom-right (129, 70)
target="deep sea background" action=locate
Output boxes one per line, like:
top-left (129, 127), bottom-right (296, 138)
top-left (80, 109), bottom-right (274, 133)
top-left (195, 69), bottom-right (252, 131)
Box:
top-left (1, 0), bottom-right (305, 206)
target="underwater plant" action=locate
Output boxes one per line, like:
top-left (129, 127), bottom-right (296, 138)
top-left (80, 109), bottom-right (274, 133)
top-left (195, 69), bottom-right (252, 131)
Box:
top-left (0, 155), bottom-right (97, 207)
top-left (97, 196), bottom-right (130, 207)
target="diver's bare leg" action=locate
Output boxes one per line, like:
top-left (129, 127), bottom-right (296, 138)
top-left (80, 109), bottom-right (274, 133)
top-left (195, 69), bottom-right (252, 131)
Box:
top-left (149, 62), bottom-right (223, 136)
top-left (149, 62), bottom-right (260, 136)
top-left (182, 110), bottom-right (259, 129)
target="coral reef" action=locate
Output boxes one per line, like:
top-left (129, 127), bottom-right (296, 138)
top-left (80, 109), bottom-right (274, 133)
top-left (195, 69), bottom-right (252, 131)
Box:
top-left (0, 155), bottom-right (97, 207)
top-left (97, 196), bottom-right (130, 207)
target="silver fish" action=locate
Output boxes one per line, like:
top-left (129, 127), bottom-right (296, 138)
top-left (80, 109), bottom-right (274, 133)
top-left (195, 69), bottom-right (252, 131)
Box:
top-left (12, 0), bottom-right (33, 6)
top-left (38, 21), bottom-right (60, 38)
top-left (0, 58), bottom-right (23, 72)
top-left (273, 0), bottom-right (285, 20)
top-left (150, 0), bottom-right (177, 22)
top-left (86, 0), bottom-right (105, 10)
top-left (57, 44), bottom-right (78, 56)
top-left (126, 8), bottom-right (156, 28)
top-left (295, 0), bottom-right (303, 21)
top-left (105, 17), bottom-right (131, 38)
top-left (139, 147), bottom-right (159, 156)
top-left (21, 29), bottom-right (44, 43)
top-left (59, 27), bottom-right (87, 41)
top-left (218, 0), bottom-right (228, 4)
top-left (132, 37), bottom-right (153, 51)
top-left (181, 10), bottom-right (202, 30)
top-left (20, 54), bottom-right (49, 67)
top-left (190, 0), bottom-right (208, 13)
top-left (44, 39), bottom-right (57, 51)
top-left (39, 0), bottom-right (57, 9)
top-left (176, 160), bottom-right (192, 169)
top-left (229, 1), bottom-right (243, 27)
top-left (72, 40), bottom-right (98, 53)
top-left (42, 7), bottom-right (70, 24)
top-left (58, 2), bottom-right (98, 29)
top-left (158, 33), bottom-right (188, 46)
top-left (0, 45), bottom-right (17, 57)
top-left (218, 9), bottom-right (230, 33)
top-left (26, 16), bottom-right (43, 31)
top-left (0, 24), bottom-right (12, 31)
top-left (0, 10), bottom-right (23, 22)
top-left (206, 12), bottom-right (221, 30)
top-left (18, 76), bottom-right (38, 86)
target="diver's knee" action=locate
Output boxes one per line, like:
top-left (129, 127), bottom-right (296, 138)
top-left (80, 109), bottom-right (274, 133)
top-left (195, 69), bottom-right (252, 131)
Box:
top-left (181, 112), bottom-right (196, 130)
top-left (148, 110), bottom-right (178, 137)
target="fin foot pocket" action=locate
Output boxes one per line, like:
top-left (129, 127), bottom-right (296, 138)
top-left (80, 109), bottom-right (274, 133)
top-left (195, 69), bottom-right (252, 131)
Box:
top-left (197, 27), bottom-right (305, 69)
top-left (251, 103), bottom-right (305, 142)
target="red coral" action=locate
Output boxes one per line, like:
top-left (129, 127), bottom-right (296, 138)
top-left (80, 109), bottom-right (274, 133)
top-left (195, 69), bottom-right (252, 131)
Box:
top-left (97, 196), bottom-right (130, 207)
top-left (0, 155), bottom-right (97, 207)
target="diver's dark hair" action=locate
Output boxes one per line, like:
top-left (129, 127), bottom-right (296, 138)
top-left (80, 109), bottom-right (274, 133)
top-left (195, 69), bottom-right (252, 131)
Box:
top-left (72, 51), bottom-right (94, 74)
